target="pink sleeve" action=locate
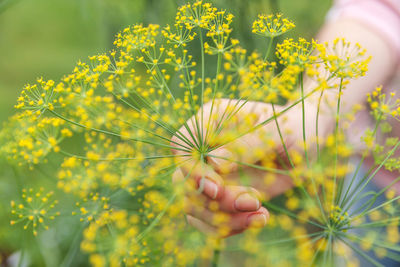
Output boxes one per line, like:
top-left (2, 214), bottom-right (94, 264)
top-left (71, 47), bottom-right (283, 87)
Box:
top-left (327, 0), bottom-right (400, 62)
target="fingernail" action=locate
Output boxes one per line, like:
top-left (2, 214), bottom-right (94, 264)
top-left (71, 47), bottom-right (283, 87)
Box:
top-left (234, 193), bottom-right (260, 211)
top-left (201, 178), bottom-right (218, 199)
top-left (247, 213), bottom-right (267, 228)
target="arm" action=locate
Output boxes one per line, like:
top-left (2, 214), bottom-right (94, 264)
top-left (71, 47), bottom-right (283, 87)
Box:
top-left (172, 7), bottom-right (400, 237)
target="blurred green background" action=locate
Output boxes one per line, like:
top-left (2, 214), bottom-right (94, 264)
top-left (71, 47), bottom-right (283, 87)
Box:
top-left (0, 0), bottom-right (332, 122)
top-left (0, 0), bottom-right (331, 265)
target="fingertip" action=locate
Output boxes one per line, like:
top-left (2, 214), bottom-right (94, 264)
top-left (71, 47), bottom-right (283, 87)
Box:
top-left (196, 177), bottom-right (224, 200)
top-left (247, 212), bottom-right (268, 228)
top-left (234, 192), bottom-right (260, 212)
top-left (259, 206), bottom-right (270, 221)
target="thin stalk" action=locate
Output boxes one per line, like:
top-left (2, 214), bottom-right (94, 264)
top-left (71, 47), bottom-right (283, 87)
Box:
top-left (204, 52), bottom-right (223, 148)
top-left (198, 28), bottom-right (206, 149)
top-left (271, 103), bottom-right (294, 168)
top-left (331, 78), bottom-right (343, 208)
top-left (339, 114), bottom-right (382, 207)
top-left (354, 195), bottom-right (400, 219)
top-left (300, 73), bottom-right (310, 167)
top-left (315, 89), bottom-right (324, 162)
top-left (343, 140), bottom-right (400, 213)
top-left (338, 235), bottom-right (384, 267)
top-left (342, 233), bottom-right (400, 252)
top-left (59, 223), bottom-right (87, 267)
top-left (322, 233), bottom-right (332, 267)
top-left (213, 87), bottom-right (321, 151)
top-left (262, 201), bottom-right (326, 229)
top-left (271, 102), bottom-right (327, 223)
top-left (49, 110), bottom-right (191, 153)
top-left (59, 149), bottom-right (190, 162)
top-left (225, 231), bottom-right (324, 251)
top-left (116, 117), bottom-right (193, 152)
top-left (135, 165), bottom-right (196, 242)
top-left (115, 95), bottom-right (196, 151)
top-left (178, 48), bottom-right (204, 151)
top-left (211, 239), bottom-right (221, 267)
top-left (350, 175), bottom-right (400, 217)
top-left (344, 217), bottom-right (400, 229)
top-left (205, 153), bottom-right (289, 175)
top-left (264, 37), bottom-right (274, 61)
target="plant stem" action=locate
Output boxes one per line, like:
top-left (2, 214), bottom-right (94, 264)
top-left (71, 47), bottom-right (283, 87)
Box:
top-left (271, 103), bottom-right (293, 168)
top-left (300, 73), bottom-right (310, 168)
top-left (332, 78), bottom-right (343, 208)
top-left (199, 28), bottom-right (206, 148)
top-left (264, 37), bottom-right (274, 61)
top-left (211, 239), bottom-right (221, 267)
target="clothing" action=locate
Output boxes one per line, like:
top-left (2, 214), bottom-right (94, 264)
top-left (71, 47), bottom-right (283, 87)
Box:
top-left (329, 0), bottom-right (400, 62)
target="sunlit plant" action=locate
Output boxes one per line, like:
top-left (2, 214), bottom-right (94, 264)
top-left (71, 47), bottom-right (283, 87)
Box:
top-left (1, 1), bottom-right (399, 266)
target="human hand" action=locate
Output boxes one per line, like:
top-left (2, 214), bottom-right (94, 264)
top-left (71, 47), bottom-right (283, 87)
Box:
top-left (171, 98), bottom-right (320, 237)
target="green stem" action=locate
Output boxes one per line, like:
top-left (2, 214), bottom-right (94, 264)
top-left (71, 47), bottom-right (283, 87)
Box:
top-left (213, 86), bottom-right (321, 151)
top-left (343, 140), bottom-right (400, 213)
top-left (49, 110), bottom-right (190, 153)
top-left (60, 223), bottom-right (87, 267)
top-left (205, 153), bottom-right (289, 175)
top-left (262, 201), bottom-right (326, 229)
top-left (339, 114), bottom-right (382, 207)
top-left (204, 52), bottom-right (223, 148)
top-left (338, 235), bottom-right (384, 267)
top-left (300, 73), bottom-right (310, 168)
top-left (332, 78), bottom-right (343, 207)
top-left (199, 28), bottom-right (206, 149)
top-left (271, 103), bottom-right (293, 168)
top-left (211, 239), bottom-right (221, 267)
top-left (315, 89), bottom-right (324, 162)
top-left (264, 37), bottom-right (274, 61)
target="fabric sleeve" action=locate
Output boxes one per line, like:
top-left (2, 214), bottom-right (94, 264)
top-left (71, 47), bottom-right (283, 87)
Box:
top-left (327, 0), bottom-right (400, 62)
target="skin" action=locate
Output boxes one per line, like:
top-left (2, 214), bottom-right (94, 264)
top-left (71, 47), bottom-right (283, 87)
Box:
top-left (171, 18), bottom-right (398, 237)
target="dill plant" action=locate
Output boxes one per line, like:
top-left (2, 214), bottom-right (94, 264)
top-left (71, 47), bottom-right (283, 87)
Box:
top-left (0, 1), bottom-right (399, 266)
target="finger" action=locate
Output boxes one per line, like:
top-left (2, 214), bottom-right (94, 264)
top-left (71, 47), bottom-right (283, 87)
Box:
top-left (172, 163), bottom-right (225, 200)
top-left (184, 185), bottom-right (262, 213)
top-left (229, 207), bottom-right (269, 230)
top-left (216, 185), bottom-right (262, 213)
top-left (187, 204), bottom-right (269, 232)
top-left (183, 162), bottom-right (225, 200)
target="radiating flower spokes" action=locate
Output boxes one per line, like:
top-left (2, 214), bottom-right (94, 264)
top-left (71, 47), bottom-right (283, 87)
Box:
top-left (10, 188), bottom-right (59, 236)
top-left (3, 1), bottom-right (400, 266)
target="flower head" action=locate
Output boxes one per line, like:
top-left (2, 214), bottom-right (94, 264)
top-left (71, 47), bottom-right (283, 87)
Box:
top-left (252, 14), bottom-right (295, 38)
top-left (10, 188), bottom-right (59, 236)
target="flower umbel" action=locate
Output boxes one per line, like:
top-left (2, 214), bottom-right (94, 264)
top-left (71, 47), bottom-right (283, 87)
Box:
top-left (10, 188), bottom-right (59, 236)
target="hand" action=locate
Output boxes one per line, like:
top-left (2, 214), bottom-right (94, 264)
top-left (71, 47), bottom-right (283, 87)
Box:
top-left (171, 98), bottom-right (321, 237)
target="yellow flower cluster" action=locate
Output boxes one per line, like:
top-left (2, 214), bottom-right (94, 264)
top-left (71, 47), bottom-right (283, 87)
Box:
top-left (252, 14), bottom-right (295, 38)
top-left (316, 38), bottom-right (370, 79)
top-left (2, 1), bottom-right (399, 266)
top-left (0, 115), bottom-right (71, 166)
top-left (368, 86), bottom-right (400, 120)
top-left (276, 38), bottom-right (316, 68)
top-left (10, 188), bottom-right (59, 236)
